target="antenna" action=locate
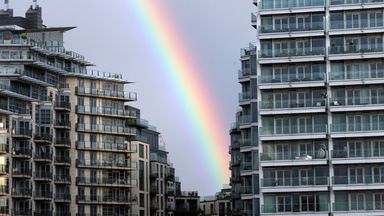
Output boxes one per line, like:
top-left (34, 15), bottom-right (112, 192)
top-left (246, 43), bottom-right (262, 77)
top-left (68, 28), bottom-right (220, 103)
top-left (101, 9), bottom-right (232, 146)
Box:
top-left (32, 0), bottom-right (37, 9)
top-left (4, 0), bottom-right (9, 10)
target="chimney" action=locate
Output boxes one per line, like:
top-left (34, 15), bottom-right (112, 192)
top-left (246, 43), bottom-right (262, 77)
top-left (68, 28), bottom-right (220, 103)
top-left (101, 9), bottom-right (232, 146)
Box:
top-left (25, 5), bottom-right (43, 29)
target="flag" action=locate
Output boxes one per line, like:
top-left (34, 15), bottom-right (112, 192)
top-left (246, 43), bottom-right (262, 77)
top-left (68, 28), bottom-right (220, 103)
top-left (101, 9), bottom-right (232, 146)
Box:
top-left (4, 0), bottom-right (8, 4)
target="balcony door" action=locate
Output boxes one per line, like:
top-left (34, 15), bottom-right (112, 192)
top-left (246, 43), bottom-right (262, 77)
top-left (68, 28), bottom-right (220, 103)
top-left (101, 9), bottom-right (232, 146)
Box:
top-left (350, 193), bottom-right (365, 210)
top-left (348, 141), bottom-right (363, 158)
top-left (274, 16), bottom-right (288, 31)
top-left (276, 144), bottom-right (290, 160)
top-left (349, 167), bottom-right (364, 184)
top-left (276, 170), bottom-right (291, 186)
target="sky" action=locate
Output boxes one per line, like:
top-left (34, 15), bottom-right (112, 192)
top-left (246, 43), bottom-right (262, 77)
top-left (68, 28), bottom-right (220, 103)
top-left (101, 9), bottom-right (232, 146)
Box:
top-left (8, 0), bottom-right (254, 196)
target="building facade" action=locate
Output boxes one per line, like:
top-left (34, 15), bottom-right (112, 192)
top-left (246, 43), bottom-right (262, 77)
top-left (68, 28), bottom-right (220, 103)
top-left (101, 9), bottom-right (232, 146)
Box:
top-left (0, 4), bottom-right (139, 216)
top-left (200, 187), bottom-right (231, 216)
top-left (231, 0), bottom-right (384, 215)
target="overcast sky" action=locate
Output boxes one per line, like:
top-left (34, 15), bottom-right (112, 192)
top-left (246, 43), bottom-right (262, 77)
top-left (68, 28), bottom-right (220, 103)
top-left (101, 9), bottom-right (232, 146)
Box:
top-left (8, 0), bottom-right (254, 196)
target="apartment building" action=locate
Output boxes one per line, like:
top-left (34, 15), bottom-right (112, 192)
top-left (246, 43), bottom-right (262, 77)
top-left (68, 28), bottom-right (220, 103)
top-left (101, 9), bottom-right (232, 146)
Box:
top-left (0, 4), bottom-right (140, 216)
top-left (200, 187), bottom-right (231, 216)
top-left (230, 0), bottom-right (384, 215)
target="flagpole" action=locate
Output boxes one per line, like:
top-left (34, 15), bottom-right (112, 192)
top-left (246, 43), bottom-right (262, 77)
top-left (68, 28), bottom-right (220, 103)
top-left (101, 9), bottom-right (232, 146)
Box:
top-left (4, 0), bottom-right (8, 10)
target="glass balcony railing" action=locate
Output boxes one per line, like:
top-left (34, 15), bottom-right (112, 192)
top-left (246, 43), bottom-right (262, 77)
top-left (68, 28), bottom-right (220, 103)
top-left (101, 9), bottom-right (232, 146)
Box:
top-left (76, 87), bottom-right (137, 101)
top-left (262, 202), bottom-right (330, 213)
top-left (260, 72), bottom-right (325, 84)
top-left (331, 122), bottom-right (384, 133)
top-left (261, 0), bottom-right (325, 10)
top-left (34, 171), bottom-right (52, 179)
top-left (260, 124), bottom-right (327, 136)
top-left (330, 0), bottom-right (384, 5)
top-left (238, 68), bottom-right (256, 79)
top-left (55, 138), bottom-right (71, 147)
top-left (239, 138), bottom-right (252, 147)
top-left (76, 177), bottom-right (137, 187)
top-left (261, 150), bottom-right (328, 161)
top-left (76, 141), bottom-right (136, 152)
top-left (55, 175), bottom-right (71, 183)
top-left (239, 115), bottom-right (252, 126)
top-left (330, 70), bottom-right (384, 81)
top-left (261, 99), bottom-right (325, 110)
top-left (76, 195), bottom-right (137, 204)
top-left (34, 152), bottom-right (52, 161)
top-left (259, 22), bottom-right (324, 33)
top-left (55, 193), bottom-right (71, 201)
top-left (262, 176), bottom-right (329, 187)
top-left (242, 186), bottom-right (253, 194)
top-left (34, 133), bottom-right (52, 142)
top-left (76, 124), bottom-right (136, 135)
top-left (55, 156), bottom-right (71, 164)
top-left (13, 168), bottom-right (32, 176)
top-left (12, 148), bottom-right (32, 157)
top-left (239, 92), bottom-right (253, 102)
top-left (241, 161), bottom-right (253, 171)
top-left (330, 19), bottom-right (384, 30)
top-left (13, 209), bottom-right (31, 216)
top-left (55, 101), bottom-right (71, 109)
top-left (330, 45), bottom-right (384, 55)
top-left (34, 190), bottom-right (52, 198)
top-left (76, 106), bottom-right (136, 118)
top-left (260, 48), bottom-right (325, 58)
top-left (332, 148), bottom-right (384, 159)
top-left (55, 120), bottom-right (71, 127)
top-left (333, 175), bottom-right (384, 185)
top-left (12, 127), bottom-right (32, 137)
top-left (76, 159), bottom-right (137, 169)
top-left (333, 201), bottom-right (384, 211)
top-left (12, 188), bottom-right (32, 196)
top-left (331, 95), bottom-right (384, 107)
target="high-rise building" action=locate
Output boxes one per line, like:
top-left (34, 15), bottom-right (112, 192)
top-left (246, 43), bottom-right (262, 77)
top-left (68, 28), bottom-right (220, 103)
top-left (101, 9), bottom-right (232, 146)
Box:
top-left (0, 3), bottom-right (140, 216)
top-left (231, 0), bottom-right (384, 215)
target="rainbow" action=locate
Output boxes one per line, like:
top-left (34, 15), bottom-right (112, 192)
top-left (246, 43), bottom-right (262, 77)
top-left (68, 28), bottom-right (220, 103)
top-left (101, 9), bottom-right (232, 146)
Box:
top-left (123, 0), bottom-right (229, 188)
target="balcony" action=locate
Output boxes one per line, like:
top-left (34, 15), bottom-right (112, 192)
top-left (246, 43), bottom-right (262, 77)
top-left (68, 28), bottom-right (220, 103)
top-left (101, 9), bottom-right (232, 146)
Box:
top-left (33, 210), bottom-right (53, 216)
top-left (261, 150), bottom-right (328, 167)
top-left (12, 148), bottom-right (32, 158)
top-left (76, 141), bottom-right (137, 152)
top-left (55, 120), bottom-right (71, 129)
top-left (76, 87), bottom-right (137, 101)
top-left (150, 185), bottom-right (159, 194)
top-left (76, 159), bottom-right (137, 170)
top-left (259, 21), bottom-right (324, 39)
top-left (239, 115), bottom-right (252, 127)
top-left (260, 98), bottom-right (325, 115)
top-left (55, 156), bottom-right (71, 166)
top-left (76, 177), bottom-right (137, 187)
top-left (34, 152), bottom-right (52, 162)
top-left (13, 209), bottom-right (31, 216)
top-left (259, 70), bottom-right (325, 89)
top-left (333, 175), bottom-right (384, 190)
top-left (55, 138), bottom-right (71, 148)
top-left (150, 201), bottom-right (159, 211)
top-left (76, 123), bottom-right (136, 136)
top-left (0, 185), bottom-right (8, 194)
top-left (240, 161), bottom-right (254, 175)
top-left (333, 201), bottom-right (384, 212)
top-left (259, 48), bottom-right (325, 64)
top-left (76, 195), bottom-right (137, 205)
top-left (0, 165), bottom-right (8, 174)
top-left (262, 202), bottom-right (330, 214)
top-left (34, 171), bottom-right (52, 180)
top-left (259, 0), bottom-right (325, 14)
top-left (238, 68), bottom-right (256, 80)
top-left (330, 95), bottom-right (384, 112)
top-left (54, 175), bottom-right (71, 184)
top-left (12, 188), bottom-right (32, 198)
top-left (329, 45), bottom-right (384, 60)
top-left (260, 124), bottom-right (327, 141)
top-left (12, 168), bottom-right (32, 177)
top-left (0, 144), bottom-right (8, 153)
top-left (331, 122), bottom-right (384, 138)
top-left (55, 101), bottom-right (71, 111)
top-left (34, 133), bottom-right (52, 143)
top-left (166, 187), bottom-right (175, 195)
top-left (76, 106), bottom-right (136, 118)
top-left (55, 193), bottom-right (71, 202)
top-left (34, 190), bottom-right (52, 200)
top-left (330, 69), bottom-right (384, 86)
top-left (332, 149), bottom-right (384, 164)
top-left (262, 176), bottom-right (329, 192)
top-left (329, 0), bottom-right (384, 10)
top-left (12, 127), bottom-right (32, 138)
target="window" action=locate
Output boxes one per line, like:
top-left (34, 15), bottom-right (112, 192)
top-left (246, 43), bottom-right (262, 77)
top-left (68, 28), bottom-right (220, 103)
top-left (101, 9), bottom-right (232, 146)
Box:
top-left (301, 194), bottom-right (315, 211)
top-left (350, 193), bottom-right (365, 210)
top-left (277, 195), bottom-right (292, 212)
